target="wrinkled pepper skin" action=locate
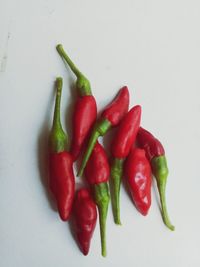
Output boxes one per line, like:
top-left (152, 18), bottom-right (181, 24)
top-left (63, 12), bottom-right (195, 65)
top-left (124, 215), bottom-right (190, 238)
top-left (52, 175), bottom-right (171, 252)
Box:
top-left (125, 148), bottom-right (151, 216)
top-left (78, 87), bottom-right (129, 177)
top-left (49, 78), bottom-right (75, 221)
top-left (49, 152), bottom-right (75, 221)
top-left (56, 44), bottom-right (97, 161)
top-left (73, 188), bottom-right (97, 256)
top-left (137, 127), bottom-right (175, 231)
top-left (110, 105), bottom-right (141, 224)
top-left (84, 141), bottom-right (110, 185)
top-left (71, 95), bottom-right (97, 161)
top-left (84, 141), bottom-right (110, 257)
top-left (137, 127), bottom-right (165, 161)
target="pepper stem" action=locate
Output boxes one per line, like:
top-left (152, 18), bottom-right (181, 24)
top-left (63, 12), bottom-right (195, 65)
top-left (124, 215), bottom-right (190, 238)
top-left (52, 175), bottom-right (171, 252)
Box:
top-left (110, 158), bottom-right (123, 225)
top-left (49, 77), bottom-right (67, 153)
top-left (56, 44), bottom-right (91, 96)
top-left (93, 182), bottom-right (110, 257)
top-left (159, 182), bottom-right (175, 231)
top-left (53, 78), bottom-right (62, 128)
top-left (77, 119), bottom-right (111, 177)
top-left (151, 156), bottom-right (175, 231)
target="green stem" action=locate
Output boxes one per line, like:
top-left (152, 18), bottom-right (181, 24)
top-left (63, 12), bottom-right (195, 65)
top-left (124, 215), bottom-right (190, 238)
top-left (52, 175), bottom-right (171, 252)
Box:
top-left (159, 182), bottom-right (175, 231)
top-left (93, 182), bottom-right (110, 257)
top-left (77, 119), bottom-right (111, 177)
top-left (151, 156), bottom-right (175, 231)
top-left (49, 77), bottom-right (67, 153)
top-left (53, 78), bottom-right (62, 128)
top-left (56, 44), bottom-right (81, 77)
top-left (56, 44), bottom-right (91, 96)
top-left (110, 158), bottom-right (124, 225)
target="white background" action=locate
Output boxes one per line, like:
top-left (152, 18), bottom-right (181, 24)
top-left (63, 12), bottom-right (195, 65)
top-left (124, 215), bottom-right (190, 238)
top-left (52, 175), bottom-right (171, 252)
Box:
top-left (1, 1), bottom-right (200, 266)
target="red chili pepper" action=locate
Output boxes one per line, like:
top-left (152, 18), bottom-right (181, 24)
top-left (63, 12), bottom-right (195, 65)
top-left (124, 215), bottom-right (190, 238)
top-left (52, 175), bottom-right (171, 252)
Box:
top-left (49, 77), bottom-right (75, 221)
top-left (73, 188), bottom-right (97, 256)
top-left (78, 87), bottom-right (129, 176)
top-left (137, 127), bottom-right (165, 161)
top-left (110, 105), bottom-right (141, 224)
top-left (84, 141), bottom-right (110, 257)
top-left (137, 127), bottom-right (175, 230)
top-left (56, 44), bottom-right (97, 161)
top-left (101, 87), bottom-right (130, 126)
top-left (125, 148), bottom-right (151, 216)
top-left (84, 142), bottom-right (110, 185)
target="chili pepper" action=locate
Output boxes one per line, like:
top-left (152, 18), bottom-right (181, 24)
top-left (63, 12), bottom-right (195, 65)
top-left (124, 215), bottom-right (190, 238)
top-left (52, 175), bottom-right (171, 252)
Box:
top-left (125, 148), bottom-right (151, 215)
top-left (84, 141), bottom-right (110, 257)
top-left (110, 105), bottom-right (141, 224)
top-left (49, 77), bottom-right (75, 221)
top-left (78, 86), bottom-right (129, 177)
top-left (56, 44), bottom-right (97, 161)
top-left (137, 127), bottom-right (175, 230)
top-left (73, 188), bottom-right (97, 256)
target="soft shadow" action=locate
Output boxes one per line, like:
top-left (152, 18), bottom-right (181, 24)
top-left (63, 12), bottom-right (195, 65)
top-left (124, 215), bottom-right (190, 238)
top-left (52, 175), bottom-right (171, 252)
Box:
top-left (65, 77), bottom-right (77, 146)
top-left (68, 215), bottom-right (78, 249)
top-left (152, 176), bottom-right (162, 213)
top-left (102, 127), bottom-right (117, 158)
top-left (37, 83), bottom-right (57, 211)
top-left (122, 168), bottom-right (134, 204)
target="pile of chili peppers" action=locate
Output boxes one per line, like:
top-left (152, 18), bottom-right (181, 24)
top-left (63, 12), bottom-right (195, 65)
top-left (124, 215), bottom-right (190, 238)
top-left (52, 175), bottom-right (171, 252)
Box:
top-left (47, 45), bottom-right (175, 257)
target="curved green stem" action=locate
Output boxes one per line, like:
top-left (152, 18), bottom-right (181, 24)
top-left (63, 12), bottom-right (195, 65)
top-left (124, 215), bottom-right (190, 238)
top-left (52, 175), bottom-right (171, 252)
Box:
top-left (49, 77), bottom-right (67, 153)
top-left (110, 158), bottom-right (124, 225)
top-left (77, 119), bottom-right (111, 177)
top-left (151, 156), bottom-right (175, 231)
top-left (56, 44), bottom-right (81, 77)
top-left (93, 182), bottom-right (110, 257)
top-left (56, 44), bottom-right (91, 96)
top-left (159, 182), bottom-right (175, 231)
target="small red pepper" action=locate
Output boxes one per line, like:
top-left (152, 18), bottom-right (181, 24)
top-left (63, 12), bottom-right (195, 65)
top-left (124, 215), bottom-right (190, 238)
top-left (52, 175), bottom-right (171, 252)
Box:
top-left (125, 148), bottom-right (151, 216)
top-left (110, 105), bottom-right (141, 224)
top-left (49, 77), bottom-right (75, 221)
top-left (73, 188), bottom-right (97, 256)
top-left (84, 141), bottom-right (110, 257)
top-left (56, 44), bottom-right (97, 161)
top-left (84, 141), bottom-right (109, 185)
top-left (78, 87), bottom-right (129, 176)
top-left (137, 127), bottom-right (165, 161)
top-left (137, 127), bottom-right (175, 230)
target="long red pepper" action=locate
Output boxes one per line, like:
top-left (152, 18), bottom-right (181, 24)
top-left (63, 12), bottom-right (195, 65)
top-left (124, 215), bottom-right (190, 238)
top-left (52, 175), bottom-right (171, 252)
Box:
top-left (78, 87), bottom-right (129, 176)
top-left (125, 148), bottom-right (151, 216)
top-left (73, 188), bottom-right (97, 256)
top-left (49, 77), bottom-right (75, 221)
top-left (110, 105), bottom-right (141, 224)
top-left (84, 141), bottom-right (110, 257)
top-left (137, 127), bottom-right (175, 230)
top-left (56, 44), bottom-right (97, 161)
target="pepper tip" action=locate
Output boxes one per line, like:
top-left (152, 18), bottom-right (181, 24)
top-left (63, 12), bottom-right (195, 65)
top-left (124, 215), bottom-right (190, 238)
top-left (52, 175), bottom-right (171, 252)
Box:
top-left (114, 218), bottom-right (122, 225)
top-left (168, 224), bottom-right (175, 231)
top-left (56, 44), bottom-right (63, 50)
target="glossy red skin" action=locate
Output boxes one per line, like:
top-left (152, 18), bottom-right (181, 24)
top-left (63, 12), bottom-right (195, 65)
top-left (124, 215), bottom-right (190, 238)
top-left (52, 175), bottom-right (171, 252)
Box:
top-left (71, 95), bottom-right (97, 161)
top-left (125, 148), bottom-right (151, 215)
top-left (49, 151), bottom-right (75, 221)
top-left (84, 141), bottom-right (110, 185)
top-left (101, 86), bottom-right (129, 126)
top-left (137, 127), bottom-right (165, 161)
top-left (73, 189), bottom-right (97, 255)
top-left (111, 105), bottom-right (141, 158)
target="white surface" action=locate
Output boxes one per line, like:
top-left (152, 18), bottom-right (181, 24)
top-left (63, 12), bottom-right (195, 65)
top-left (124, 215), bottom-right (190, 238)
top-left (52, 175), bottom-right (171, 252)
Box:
top-left (0, 1), bottom-right (200, 266)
